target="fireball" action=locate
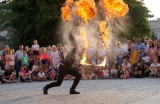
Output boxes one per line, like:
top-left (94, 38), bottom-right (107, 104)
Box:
top-left (99, 0), bottom-right (129, 18)
top-left (75, 0), bottom-right (97, 23)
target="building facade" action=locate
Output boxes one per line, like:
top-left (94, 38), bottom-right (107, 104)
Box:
top-left (148, 18), bottom-right (160, 38)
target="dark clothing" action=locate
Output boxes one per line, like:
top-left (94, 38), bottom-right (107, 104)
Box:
top-left (32, 71), bottom-right (39, 78)
top-left (4, 69), bottom-right (14, 77)
top-left (1, 69), bottom-right (14, 83)
top-left (46, 65), bottom-right (81, 90)
top-left (45, 47), bottom-right (82, 91)
top-left (33, 50), bottom-right (39, 55)
top-left (15, 60), bottom-right (21, 79)
top-left (138, 64), bottom-right (150, 77)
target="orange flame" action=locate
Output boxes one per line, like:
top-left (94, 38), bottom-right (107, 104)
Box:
top-left (61, 6), bottom-right (71, 22)
top-left (61, 0), bottom-right (74, 22)
top-left (66, 0), bottom-right (74, 6)
top-left (98, 21), bottom-right (109, 48)
top-left (80, 51), bottom-right (87, 65)
top-left (80, 27), bottom-right (88, 65)
top-left (75, 0), bottom-right (97, 23)
top-left (99, 0), bottom-right (129, 18)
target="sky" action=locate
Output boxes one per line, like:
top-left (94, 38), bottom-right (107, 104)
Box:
top-left (144, 0), bottom-right (160, 20)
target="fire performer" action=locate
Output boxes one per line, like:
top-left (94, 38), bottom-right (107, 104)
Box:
top-left (43, 44), bottom-right (82, 94)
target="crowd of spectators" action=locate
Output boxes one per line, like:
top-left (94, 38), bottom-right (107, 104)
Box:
top-left (0, 37), bottom-right (160, 84)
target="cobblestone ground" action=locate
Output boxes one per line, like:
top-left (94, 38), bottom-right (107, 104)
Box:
top-left (1, 78), bottom-right (160, 104)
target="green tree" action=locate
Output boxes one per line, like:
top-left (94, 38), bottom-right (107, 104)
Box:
top-left (1, 0), bottom-right (61, 49)
top-left (0, 0), bottom-right (153, 49)
top-left (124, 0), bottom-right (153, 41)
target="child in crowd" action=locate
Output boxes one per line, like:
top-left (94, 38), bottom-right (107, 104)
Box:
top-left (49, 69), bottom-right (56, 80)
top-left (31, 66), bottom-right (39, 81)
top-left (19, 65), bottom-right (31, 82)
top-left (97, 67), bottom-right (103, 79)
top-left (121, 68), bottom-right (130, 79)
top-left (150, 59), bottom-right (160, 77)
top-left (32, 60), bottom-right (39, 71)
top-left (133, 64), bottom-right (141, 78)
top-left (43, 65), bottom-right (50, 80)
top-left (130, 47), bottom-right (140, 65)
top-left (102, 66), bottom-right (110, 79)
top-left (110, 65), bottom-right (118, 78)
top-left (122, 58), bottom-right (132, 76)
top-left (37, 68), bottom-right (46, 81)
top-left (142, 52), bottom-right (150, 66)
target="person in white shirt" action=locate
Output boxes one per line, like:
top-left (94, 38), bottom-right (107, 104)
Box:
top-left (116, 42), bottom-right (124, 65)
top-left (50, 45), bottom-right (61, 70)
top-left (142, 52), bottom-right (150, 66)
top-left (32, 40), bottom-right (40, 53)
top-left (15, 45), bottom-right (23, 79)
top-left (38, 68), bottom-right (46, 81)
top-left (32, 40), bottom-right (40, 63)
top-left (122, 58), bottom-right (131, 75)
top-left (102, 66), bottom-right (110, 79)
top-left (150, 59), bottom-right (160, 76)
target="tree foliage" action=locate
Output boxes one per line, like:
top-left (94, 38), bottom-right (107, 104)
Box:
top-left (0, 0), bottom-right (153, 48)
top-left (124, 0), bottom-right (153, 40)
top-left (1, 0), bottom-right (61, 49)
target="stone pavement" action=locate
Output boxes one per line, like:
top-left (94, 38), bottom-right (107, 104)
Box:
top-left (0, 78), bottom-right (160, 104)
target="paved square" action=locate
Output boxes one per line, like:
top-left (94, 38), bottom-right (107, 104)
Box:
top-left (1, 78), bottom-right (160, 104)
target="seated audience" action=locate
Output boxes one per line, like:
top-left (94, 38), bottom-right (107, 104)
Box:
top-left (138, 60), bottom-right (150, 77)
top-left (133, 64), bottom-right (141, 78)
top-left (49, 69), bottom-right (56, 80)
top-left (150, 59), bottom-right (160, 77)
top-left (19, 65), bottom-right (31, 82)
top-left (110, 65), bottom-right (118, 78)
top-left (32, 66), bottom-right (39, 81)
top-left (37, 68), bottom-right (46, 81)
top-left (102, 66), bottom-right (110, 79)
top-left (0, 68), bottom-right (15, 83)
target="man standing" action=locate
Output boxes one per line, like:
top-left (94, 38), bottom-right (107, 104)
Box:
top-left (43, 45), bottom-right (82, 94)
top-left (134, 37), bottom-right (145, 60)
top-left (15, 45), bottom-right (23, 79)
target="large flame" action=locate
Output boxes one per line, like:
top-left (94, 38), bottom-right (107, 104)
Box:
top-left (60, 0), bottom-right (129, 67)
top-left (75, 0), bottom-right (97, 23)
top-left (61, 0), bottom-right (74, 22)
top-left (80, 27), bottom-right (88, 65)
top-left (98, 21), bottom-right (109, 48)
top-left (66, 0), bottom-right (74, 6)
top-left (99, 0), bottom-right (129, 18)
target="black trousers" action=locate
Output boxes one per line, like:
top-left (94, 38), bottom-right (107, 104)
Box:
top-left (45, 64), bottom-right (82, 90)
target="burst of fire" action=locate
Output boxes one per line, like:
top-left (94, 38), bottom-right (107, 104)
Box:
top-left (74, 0), bottom-right (97, 23)
top-left (61, 6), bottom-right (71, 22)
top-left (80, 52), bottom-right (87, 65)
top-left (61, 0), bottom-right (74, 22)
top-left (98, 21), bottom-right (109, 48)
top-left (99, 0), bottom-right (129, 18)
top-left (66, 0), bottom-right (74, 6)
top-left (80, 27), bottom-right (88, 65)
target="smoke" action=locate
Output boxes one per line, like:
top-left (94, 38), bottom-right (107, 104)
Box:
top-left (57, 0), bottom-right (131, 64)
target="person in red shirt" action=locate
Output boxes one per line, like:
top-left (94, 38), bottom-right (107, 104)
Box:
top-left (39, 48), bottom-right (49, 68)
